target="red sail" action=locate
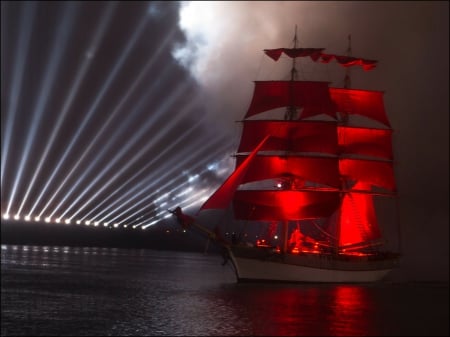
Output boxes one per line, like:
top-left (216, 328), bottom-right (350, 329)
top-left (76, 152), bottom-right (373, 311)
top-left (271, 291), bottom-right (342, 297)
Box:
top-left (338, 126), bottom-right (393, 160)
top-left (319, 54), bottom-right (377, 71)
top-left (236, 155), bottom-right (340, 188)
top-left (238, 120), bottom-right (338, 154)
top-left (198, 135), bottom-right (270, 212)
top-left (339, 158), bottom-right (396, 192)
top-left (245, 81), bottom-right (335, 119)
top-left (330, 88), bottom-right (390, 127)
top-left (237, 122), bottom-right (392, 159)
top-left (264, 48), bottom-right (324, 61)
top-left (233, 190), bottom-right (340, 221)
top-left (339, 183), bottom-right (381, 247)
top-left (264, 48), bottom-right (377, 70)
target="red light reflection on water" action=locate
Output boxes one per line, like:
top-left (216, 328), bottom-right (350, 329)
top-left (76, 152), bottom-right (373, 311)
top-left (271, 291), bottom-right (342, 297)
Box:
top-left (240, 285), bottom-right (377, 336)
top-left (327, 286), bottom-right (375, 336)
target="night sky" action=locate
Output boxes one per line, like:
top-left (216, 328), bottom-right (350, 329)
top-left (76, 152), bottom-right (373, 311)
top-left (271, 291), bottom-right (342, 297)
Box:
top-left (1, 1), bottom-right (448, 282)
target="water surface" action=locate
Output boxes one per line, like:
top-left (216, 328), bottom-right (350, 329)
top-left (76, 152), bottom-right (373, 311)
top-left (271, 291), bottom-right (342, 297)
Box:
top-left (1, 244), bottom-right (448, 336)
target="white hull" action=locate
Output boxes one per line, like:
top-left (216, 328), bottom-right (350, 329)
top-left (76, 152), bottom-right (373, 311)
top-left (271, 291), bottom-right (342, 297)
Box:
top-left (228, 246), bottom-right (398, 283)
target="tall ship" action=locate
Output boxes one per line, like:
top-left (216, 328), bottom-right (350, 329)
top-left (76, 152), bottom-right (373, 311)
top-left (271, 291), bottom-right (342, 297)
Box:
top-left (171, 30), bottom-right (401, 283)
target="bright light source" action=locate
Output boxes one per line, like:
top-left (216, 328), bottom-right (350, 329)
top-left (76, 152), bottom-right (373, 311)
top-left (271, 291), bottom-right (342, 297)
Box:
top-left (34, 216), bottom-right (40, 222)
top-left (1, 3), bottom-right (234, 236)
top-left (188, 174), bottom-right (198, 182)
top-left (14, 214), bottom-right (20, 220)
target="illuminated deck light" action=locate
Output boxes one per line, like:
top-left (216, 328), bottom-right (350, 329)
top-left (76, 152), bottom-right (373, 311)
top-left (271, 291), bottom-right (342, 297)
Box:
top-left (14, 214), bottom-right (20, 220)
top-left (65, 219), bottom-right (71, 224)
top-left (24, 215), bottom-right (31, 221)
top-left (3, 214), bottom-right (10, 220)
top-left (56, 218), bottom-right (61, 223)
top-left (34, 216), bottom-right (40, 222)
top-left (45, 217), bottom-right (51, 223)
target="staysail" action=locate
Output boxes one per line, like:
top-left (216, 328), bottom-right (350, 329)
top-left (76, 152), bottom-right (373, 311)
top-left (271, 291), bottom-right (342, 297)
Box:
top-left (198, 135), bottom-right (270, 212)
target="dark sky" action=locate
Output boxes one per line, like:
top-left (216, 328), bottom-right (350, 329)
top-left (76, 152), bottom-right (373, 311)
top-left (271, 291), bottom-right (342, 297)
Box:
top-left (1, 1), bottom-right (448, 282)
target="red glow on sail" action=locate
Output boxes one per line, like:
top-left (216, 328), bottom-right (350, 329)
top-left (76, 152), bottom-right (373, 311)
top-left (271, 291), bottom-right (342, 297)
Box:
top-left (198, 135), bottom-right (270, 212)
top-left (238, 120), bottom-right (338, 154)
top-left (233, 190), bottom-right (340, 221)
top-left (245, 81), bottom-right (334, 119)
top-left (338, 126), bottom-right (393, 160)
top-left (340, 158), bottom-right (396, 192)
top-left (339, 190), bottom-right (381, 247)
top-left (236, 155), bottom-right (341, 188)
top-left (330, 88), bottom-right (390, 127)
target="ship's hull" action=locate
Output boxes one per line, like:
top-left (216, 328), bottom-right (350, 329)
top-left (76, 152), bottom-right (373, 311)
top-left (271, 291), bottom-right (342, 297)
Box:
top-left (227, 245), bottom-right (399, 283)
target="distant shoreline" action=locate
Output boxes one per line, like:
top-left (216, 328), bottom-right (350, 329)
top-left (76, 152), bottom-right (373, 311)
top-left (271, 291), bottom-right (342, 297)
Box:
top-left (1, 220), bottom-right (220, 253)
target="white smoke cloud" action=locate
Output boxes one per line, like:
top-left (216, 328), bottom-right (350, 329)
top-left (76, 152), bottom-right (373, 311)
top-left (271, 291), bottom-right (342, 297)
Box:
top-left (172, 1), bottom-right (367, 132)
top-left (173, 2), bottom-right (309, 129)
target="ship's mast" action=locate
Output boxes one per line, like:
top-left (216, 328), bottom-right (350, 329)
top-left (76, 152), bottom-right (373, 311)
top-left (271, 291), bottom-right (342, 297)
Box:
top-left (335, 35), bottom-right (353, 254)
top-left (339, 34), bottom-right (352, 126)
top-left (344, 34), bottom-right (352, 89)
top-left (290, 26), bottom-right (299, 82)
top-left (284, 25), bottom-right (299, 121)
top-left (281, 26), bottom-right (300, 252)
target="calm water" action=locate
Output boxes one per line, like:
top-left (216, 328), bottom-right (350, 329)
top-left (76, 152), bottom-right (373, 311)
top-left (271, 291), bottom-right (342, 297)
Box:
top-left (1, 244), bottom-right (448, 336)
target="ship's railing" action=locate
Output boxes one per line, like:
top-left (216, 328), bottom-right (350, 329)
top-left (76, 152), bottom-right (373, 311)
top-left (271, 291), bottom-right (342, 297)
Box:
top-left (232, 245), bottom-right (399, 271)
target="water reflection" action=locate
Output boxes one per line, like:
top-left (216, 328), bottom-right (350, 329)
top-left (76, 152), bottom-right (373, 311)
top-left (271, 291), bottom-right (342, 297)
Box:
top-left (328, 286), bottom-right (375, 336)
top-left (225, 284), bottom-right (377, 336)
